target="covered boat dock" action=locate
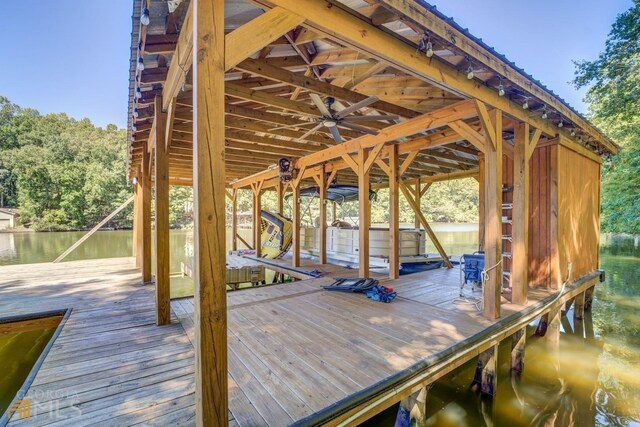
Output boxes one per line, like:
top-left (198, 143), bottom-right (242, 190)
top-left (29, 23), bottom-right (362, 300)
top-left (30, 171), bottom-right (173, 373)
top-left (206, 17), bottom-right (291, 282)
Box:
top-left (1, 0), bottom-right (617, 425)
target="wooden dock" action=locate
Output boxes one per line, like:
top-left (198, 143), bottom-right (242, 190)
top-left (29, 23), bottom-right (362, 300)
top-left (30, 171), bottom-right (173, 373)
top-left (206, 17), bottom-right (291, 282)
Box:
top-left (0, 257), bottom-right (598, 425)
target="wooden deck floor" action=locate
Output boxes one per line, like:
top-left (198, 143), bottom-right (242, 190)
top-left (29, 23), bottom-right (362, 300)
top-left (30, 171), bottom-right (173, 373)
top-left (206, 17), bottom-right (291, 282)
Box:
top-left (0, 257), bottom-right (549, 426)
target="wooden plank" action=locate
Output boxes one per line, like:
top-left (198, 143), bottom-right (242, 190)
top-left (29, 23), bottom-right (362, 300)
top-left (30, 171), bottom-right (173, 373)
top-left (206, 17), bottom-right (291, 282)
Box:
top-left (154, 95), bottom-right (171, 326)
top-left (252, 183), bottom-right (263, 257)
top-left (388, 145), bottom-right (400, 279)
top-left (482, 108), bottom-right (502, 319)
top-left (225, 8), bottom-right (304, 71)
top-left (193, 0), bottom-right (228, 424)
top-left (511, 123), bottom-right (528, 305)
top-left (162, 2), bottom-right (193, 111)
top-left (231, 189), bottom-right (238, 251)
top-left (477, 155), bottom-right (485, 251)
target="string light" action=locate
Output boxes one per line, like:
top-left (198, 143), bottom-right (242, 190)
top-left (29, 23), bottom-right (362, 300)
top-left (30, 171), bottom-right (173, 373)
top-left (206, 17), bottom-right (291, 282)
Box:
top-left (465, 56), bottom-right (474, 79)
top-left (140, 8), bottom-right (150, 26)
top-left (418, 32), bottom-right (434, 58)
top-left (135, 87), bottom-right (142, 100)
top-left (137, 57), bottom-right (145, 71)
top-left (133, 108), bottom-right (139, 118)
top-left (541, 105), bottom-right (548, 119)
top-left (558, 119), bottom-right (564, 128)
top-left (496, 77), bottom-right (505, 97)
top-left (570, 129), bottom-right (576, 136)
top-left (522, 98), bottom-right (529, 110)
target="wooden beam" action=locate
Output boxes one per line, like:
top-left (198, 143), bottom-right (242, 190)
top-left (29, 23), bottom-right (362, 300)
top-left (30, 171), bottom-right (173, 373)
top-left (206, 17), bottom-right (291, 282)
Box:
top-left (399, 150), bottom-right (419, 177)
top-left (318, 167), bottom-right (327, 264)
top-left (477, 155), bottom-right (485, 251)
top-left (236, 58), bottom-right (418, 118)
top-left (162, 2), bottom-right (193, 111)
top-left (292, 182), bottom-right (301, 267)
top-left (388, 144), bottom-right (400, 279)
top-left (225, 8), bottom-right (304, 71)
top-left (252, 0), bottom-right (616, 154)
top-left (358, 148), bottom-right (370, 277)
top-left (251, 181), bottom-right (264, 257)
top-left (193, 0), bottom-right (228, 425)
top-left (400, 183), bottom-right (453, 268)
top-left (413, 180), bottom-right (421, 229)
top-left (372, 0), bottom-right (617, 155)
top-left (511, 123), bottom-right (529, 305)
top-left (448, 120), bottom-right (485, 153)
top-left (154, 96), bottom-right (171, 326)
top-left (141, 145), bottom-right (152, 283)
top-left (481, 108), bottom-right (503, 319)
top-left (231, 189), bottom-right (238, 251)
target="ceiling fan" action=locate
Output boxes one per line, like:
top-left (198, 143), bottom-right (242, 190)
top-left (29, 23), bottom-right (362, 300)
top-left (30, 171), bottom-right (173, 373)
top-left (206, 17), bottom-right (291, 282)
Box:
top-left (269, 94), bottom-right (399, 143)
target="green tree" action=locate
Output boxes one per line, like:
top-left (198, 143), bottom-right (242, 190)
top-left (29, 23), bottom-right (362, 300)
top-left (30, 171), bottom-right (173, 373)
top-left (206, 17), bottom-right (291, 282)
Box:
top-left (574, 0), bottom-right (640, 234)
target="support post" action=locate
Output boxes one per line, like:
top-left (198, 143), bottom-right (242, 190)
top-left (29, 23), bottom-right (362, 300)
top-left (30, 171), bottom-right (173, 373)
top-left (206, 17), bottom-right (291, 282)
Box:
top-left (482, 108), bottom-right (503, 319)
top-left (414, 180), bottom-right (421, 229)
top-left (132, 182), bottom-right (139, 258)
top-left (193, 0), bottom-right (228, 424)
top-left (396, 386), bottom-right (428, 426)
top-left (252, 183), bottom-right (263, 257)
top-left (154, 95), bottom-right (171, 326)
top-left (141, 145), bottom-right (152, 283)
top-left (512, 123), bottom-right (529, 305)
top-left (276, 180), bottom-right (284, 215)
top-left (388, 144), bottom-right (400, 279)
top-left (472, 344), bottom-right (498, 397)
top-left (332, 201), bottom-right (337, 223)
top-left (478, 154), bottom-right (485, 251)
top-left (318, 167), bottom-right (327, 264)
top-left (358, 148), bottom-right (370, 277)
top-left (511, 327), bottom-right (526, 376)
top-left (292, 182), bottom-right (301, 267)
top-left (574, 291), bottom-right (586, 320)
top-left (134, 171), bottom-right (144, 267)
top-left (231, 189), bottom-right (238, 251)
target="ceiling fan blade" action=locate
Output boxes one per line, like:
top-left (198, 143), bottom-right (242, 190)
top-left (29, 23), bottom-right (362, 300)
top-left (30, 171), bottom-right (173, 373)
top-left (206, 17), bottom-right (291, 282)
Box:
top-left (335, 96), bottom-right (379, 119)
top-left (309, 93), bottom-right (332, 117)
top-left (339, 122), bottom-right (379, 135)
top-left (268, 122), bottom-right (315, 131)
top-left (296, 123), bottom-right (323, 142)
top-left (328, 126), bottom-right (342, 143)
top-left (343, 115), bottom-right (399, 122)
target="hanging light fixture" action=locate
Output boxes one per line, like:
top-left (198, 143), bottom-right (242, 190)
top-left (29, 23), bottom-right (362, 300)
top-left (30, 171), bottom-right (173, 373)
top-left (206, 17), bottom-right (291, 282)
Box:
top-left (135, 87), bottom-right (142, 100)
top-left (137, 57), bottom-right (145, 71)
top-left (418, 32), bottom-right (434, 58)
top-left (133, 108), bottom-right (139, 118)
top-left (558, 119), bottom-right (564, 128)
top-left (522, 98), bottom-right (529, 110)
top-left (465, 56), bottom-right (474, 79)
top-left (570, 129), bottom-right (576, 136)
top-left (140, 7), bottom-right (150, 26)
top-left (541, 105), bottom-right (548, 119)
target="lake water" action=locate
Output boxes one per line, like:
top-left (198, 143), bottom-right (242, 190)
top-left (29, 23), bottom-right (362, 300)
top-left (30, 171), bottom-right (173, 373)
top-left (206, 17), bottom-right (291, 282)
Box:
top-left (0, 227), bottom-right (638, 425)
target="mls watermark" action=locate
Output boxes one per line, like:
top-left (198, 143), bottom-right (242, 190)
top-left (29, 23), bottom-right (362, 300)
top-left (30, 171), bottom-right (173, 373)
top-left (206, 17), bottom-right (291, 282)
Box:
top-left (7, 390), bottom-right (82, 421)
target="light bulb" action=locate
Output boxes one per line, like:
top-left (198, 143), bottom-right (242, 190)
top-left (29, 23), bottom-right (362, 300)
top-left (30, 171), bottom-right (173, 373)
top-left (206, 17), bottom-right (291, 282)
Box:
top-left (140, 8), bottom-right (150, 26)
top-left (558, 120), bottom-right (563, 128)
top-left (137, 57), bottom-right (145, 71)
top-left (132, 125), bottom-right (137, 132)
top-left (570, 129), bottom-right (576, 136)
top-left (135, 87), bottom-right (142, 100)
top-left (425, 42), bottom-right (433, 58)
top-left (133, 108), bottom-right (139, 118)
top-left (498, 84), bottom-right (505, 97)
top-left (541, 109), bottom-right (548, 119)
top-left (522, 99), bottom-right (529, 110)
top-left (466, 66), bottom-right (474, 80)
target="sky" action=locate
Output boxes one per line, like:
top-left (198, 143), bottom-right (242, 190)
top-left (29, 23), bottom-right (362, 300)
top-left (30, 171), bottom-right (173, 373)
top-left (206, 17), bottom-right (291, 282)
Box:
top-left (0, 0), bottom-right (633, 129)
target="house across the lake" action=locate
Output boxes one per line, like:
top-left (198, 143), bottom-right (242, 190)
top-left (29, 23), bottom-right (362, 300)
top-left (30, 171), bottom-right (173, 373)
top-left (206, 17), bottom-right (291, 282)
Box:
top-left (0, 208), bottom-right (17, 230)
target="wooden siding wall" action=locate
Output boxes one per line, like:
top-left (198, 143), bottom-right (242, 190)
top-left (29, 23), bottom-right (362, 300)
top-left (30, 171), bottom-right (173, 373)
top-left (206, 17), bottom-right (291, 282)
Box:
top-left (557, 145), bottom-right (601, 280)
top-left (528, 145), bottom-right (553, 287)
top-left (502, 154), bottom-right (513, 275)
